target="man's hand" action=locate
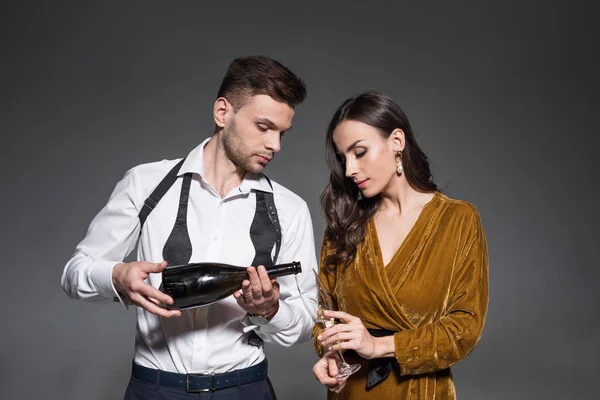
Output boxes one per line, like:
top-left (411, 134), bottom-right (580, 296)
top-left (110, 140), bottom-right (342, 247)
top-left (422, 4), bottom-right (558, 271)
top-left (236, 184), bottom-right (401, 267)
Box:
top-left (313, 353), bottom-right (347, 393)
top-left (233, 265), bottom-right (280, 317)
top-left (112, 261), bottom-right (181, 318)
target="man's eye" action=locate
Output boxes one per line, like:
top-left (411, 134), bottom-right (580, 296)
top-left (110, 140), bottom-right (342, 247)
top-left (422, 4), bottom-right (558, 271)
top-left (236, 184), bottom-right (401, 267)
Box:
top-left (257, 125), bottom-right (268, 132)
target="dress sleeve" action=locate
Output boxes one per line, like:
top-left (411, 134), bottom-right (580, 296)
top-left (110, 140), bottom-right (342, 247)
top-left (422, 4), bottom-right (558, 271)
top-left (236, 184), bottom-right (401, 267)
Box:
top-left (393, 208), bottom-right (489, 375)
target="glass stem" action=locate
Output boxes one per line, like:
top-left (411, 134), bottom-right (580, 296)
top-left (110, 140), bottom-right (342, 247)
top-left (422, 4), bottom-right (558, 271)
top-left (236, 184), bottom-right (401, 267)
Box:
top-left (336, 350), bottom-right (350, 366)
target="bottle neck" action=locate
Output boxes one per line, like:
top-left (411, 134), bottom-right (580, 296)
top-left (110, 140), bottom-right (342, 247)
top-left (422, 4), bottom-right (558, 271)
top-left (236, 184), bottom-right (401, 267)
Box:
top-left (265, 261), bottom-right (302, 278)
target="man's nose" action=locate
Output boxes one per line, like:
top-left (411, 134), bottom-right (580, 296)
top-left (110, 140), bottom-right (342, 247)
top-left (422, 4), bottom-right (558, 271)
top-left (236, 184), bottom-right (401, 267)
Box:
top-left (265, 132), bottom-right (281, 153)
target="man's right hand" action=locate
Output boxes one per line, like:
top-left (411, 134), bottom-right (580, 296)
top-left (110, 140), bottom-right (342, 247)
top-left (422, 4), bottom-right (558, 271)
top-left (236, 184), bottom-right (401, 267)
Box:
top-left (112, 261), bottom-right (181, 318)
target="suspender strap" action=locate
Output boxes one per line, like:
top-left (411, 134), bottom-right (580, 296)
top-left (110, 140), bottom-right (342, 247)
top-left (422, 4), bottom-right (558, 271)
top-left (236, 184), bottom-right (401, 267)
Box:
top-left (138, 158), bottom-right (186, 230)
top-left (162, 173), bottom-right (193, 266)
top-left (263, 191), bottom-right (281, 264)
top-left (250, 191), bottom-right (278, 268)
top-left (259, 174), bottom-right (282, 264)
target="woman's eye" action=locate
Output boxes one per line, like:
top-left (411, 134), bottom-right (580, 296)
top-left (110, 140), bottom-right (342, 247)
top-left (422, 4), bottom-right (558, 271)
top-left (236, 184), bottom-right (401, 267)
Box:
top-left (356, 150), bottom-right (366, 158)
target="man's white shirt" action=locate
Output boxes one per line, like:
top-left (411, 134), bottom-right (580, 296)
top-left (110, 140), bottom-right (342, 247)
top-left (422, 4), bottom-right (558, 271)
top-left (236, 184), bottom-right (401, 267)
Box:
top-left (61, 138), bottom-right (318, 374)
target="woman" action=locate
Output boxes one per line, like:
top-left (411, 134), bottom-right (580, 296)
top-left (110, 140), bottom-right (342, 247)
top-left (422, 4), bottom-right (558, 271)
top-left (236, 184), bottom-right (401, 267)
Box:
top-left (312, 91), bottom-right (488, 399)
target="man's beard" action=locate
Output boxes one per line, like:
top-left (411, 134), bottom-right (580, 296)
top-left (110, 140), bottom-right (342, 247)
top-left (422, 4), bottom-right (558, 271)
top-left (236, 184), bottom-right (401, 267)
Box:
top-left (222, 119), bottom-right (263, 174)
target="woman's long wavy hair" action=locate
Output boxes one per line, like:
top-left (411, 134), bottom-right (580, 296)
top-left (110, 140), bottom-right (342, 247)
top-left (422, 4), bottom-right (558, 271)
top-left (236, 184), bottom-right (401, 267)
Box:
top-left (321, 91), bottom-right (438, 269)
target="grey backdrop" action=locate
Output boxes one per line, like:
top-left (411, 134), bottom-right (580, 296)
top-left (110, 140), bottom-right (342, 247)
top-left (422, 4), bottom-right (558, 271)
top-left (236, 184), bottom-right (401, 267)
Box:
top-left (2, 1), bottom-right (598, 399)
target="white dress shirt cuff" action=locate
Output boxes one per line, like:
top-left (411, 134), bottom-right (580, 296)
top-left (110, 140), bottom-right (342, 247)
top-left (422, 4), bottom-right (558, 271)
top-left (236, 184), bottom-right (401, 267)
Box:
top-left (261, 301), bottom-right (293, 332)
top-left (90, 260), bottom-right (129, 311)
top-left (241, 301), bottom-right (294, 333)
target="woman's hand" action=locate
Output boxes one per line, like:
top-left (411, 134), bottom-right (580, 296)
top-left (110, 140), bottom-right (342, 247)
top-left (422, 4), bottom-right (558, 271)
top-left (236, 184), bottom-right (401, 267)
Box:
top-left (312, 352), bottom-right (347, 393)
top-left (317, 310), bottom-right (378, 359)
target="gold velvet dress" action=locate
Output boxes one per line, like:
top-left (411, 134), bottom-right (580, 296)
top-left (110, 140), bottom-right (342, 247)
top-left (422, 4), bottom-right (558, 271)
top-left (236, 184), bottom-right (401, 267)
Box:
top-left (313, 192), bottom-right (489, 399)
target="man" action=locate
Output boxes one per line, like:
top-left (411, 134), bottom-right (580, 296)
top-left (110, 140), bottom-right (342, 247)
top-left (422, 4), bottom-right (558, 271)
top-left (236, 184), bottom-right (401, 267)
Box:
top-left (61, 55), bottom-right (318, 399)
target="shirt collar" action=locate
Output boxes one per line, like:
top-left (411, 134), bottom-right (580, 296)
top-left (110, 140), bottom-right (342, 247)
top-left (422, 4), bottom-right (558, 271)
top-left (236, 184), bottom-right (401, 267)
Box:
top-left (238, 172), bottom-right (274, 194)
top-left (179, 137), bottom-right (274, 194)
top-left (178, 137), bottom-right (210, 177)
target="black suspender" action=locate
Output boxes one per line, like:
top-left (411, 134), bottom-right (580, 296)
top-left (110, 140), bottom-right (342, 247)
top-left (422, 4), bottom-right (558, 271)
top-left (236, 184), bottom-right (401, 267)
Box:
top-left (263, 189), bottom-right (282, 265)
top-left (162, 173), bottom-right (194, 266)
top-left (138, 158), bottom-right (187, 230)
top-left (256, 175), bottom-right (281, 266)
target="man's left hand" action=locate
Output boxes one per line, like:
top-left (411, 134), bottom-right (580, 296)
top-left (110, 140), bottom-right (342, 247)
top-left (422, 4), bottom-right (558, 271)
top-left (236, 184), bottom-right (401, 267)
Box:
top-left (233, 265), bottom-right (280, 317)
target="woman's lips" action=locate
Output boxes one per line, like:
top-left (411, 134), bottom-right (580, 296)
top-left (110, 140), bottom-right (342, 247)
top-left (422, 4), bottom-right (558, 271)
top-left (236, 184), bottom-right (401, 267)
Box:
top-left (356, 179), bottom-right (368, 189)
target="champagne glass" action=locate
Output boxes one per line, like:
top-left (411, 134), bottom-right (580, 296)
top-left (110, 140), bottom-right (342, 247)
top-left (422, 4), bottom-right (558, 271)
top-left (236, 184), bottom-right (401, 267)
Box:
top-left (296, 270), bottom-right (361, 379)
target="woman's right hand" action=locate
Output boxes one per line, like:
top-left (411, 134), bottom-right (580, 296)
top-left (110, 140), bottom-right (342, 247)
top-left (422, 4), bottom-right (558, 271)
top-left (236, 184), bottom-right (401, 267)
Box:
top-left (313, 353), bottom-right (347, 393)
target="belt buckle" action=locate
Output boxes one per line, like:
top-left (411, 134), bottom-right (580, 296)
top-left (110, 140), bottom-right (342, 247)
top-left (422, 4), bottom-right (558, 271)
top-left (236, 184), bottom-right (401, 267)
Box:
top-left (186, 373), bottom-right (216, 393)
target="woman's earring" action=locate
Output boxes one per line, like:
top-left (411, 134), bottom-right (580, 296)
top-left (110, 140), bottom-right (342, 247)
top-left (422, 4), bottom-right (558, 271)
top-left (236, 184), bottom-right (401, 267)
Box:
top-left (395, 151), bottom-right (403, 175)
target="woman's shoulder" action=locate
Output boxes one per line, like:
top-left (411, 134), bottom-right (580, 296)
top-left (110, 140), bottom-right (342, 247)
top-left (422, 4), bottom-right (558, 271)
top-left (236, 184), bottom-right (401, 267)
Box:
top-left (435, 192), bottom-right (482, 222)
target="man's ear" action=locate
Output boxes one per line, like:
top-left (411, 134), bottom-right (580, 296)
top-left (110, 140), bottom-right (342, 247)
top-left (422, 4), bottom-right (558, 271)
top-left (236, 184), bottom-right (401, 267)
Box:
top-left (213, 97), bottom-right (229, 128)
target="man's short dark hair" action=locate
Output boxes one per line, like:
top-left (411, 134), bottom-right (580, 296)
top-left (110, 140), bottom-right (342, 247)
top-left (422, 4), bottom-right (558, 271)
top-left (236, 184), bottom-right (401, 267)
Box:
top-left (217, 55), bottom-right (307, 111)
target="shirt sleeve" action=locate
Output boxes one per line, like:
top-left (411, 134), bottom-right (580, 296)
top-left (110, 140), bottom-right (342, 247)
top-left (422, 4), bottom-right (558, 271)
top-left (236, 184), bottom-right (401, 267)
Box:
top-left (248, 200), bottom-right (319, 347)
top-left (60, 167), bottom-right (142, 309)
top-left (393, 208), bottom-right (489, 375)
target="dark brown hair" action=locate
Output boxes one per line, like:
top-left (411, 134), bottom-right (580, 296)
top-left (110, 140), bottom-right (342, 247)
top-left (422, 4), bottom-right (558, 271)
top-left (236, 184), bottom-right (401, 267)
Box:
top-left (321, 91), bottom-right (438, 269)
top-left (216, 55), bottom-right (307, 111)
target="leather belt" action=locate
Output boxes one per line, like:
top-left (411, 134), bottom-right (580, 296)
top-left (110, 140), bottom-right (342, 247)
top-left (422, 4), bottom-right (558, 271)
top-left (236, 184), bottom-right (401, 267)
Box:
top-left (131, 359), bottom-right (268, 393)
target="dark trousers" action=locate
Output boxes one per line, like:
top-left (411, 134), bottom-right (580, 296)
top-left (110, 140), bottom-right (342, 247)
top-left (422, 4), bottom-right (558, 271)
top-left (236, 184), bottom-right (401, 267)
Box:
top-left (123, 375), bottom-right (277, 400)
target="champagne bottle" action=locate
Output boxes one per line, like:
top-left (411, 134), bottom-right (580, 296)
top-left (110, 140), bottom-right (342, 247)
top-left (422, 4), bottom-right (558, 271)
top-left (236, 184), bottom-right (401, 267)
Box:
top-left (160, 261), bottom-right (302, 310)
